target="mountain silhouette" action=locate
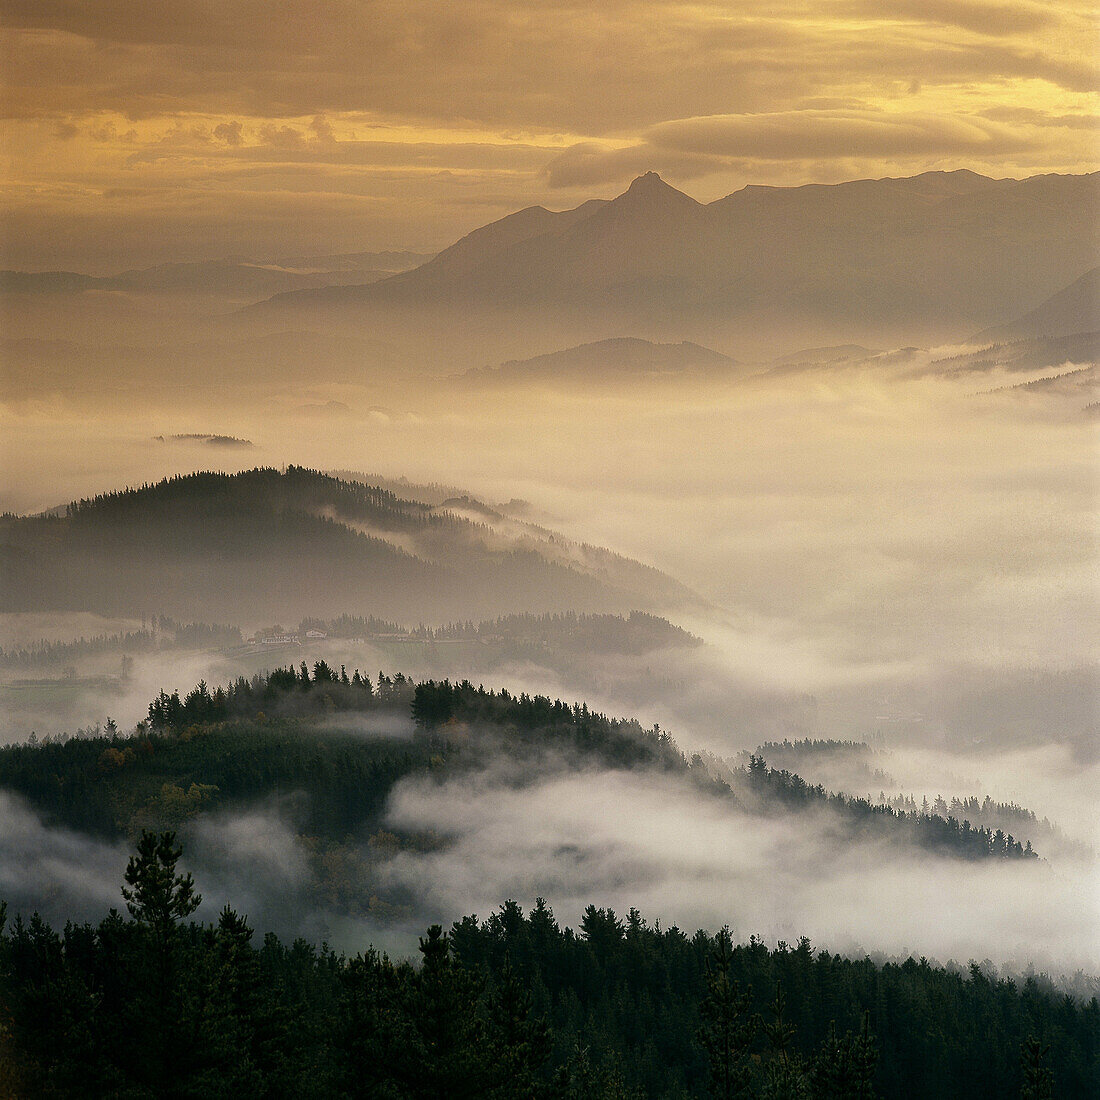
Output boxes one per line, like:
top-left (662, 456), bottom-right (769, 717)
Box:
top-left (460, 336), bottom-right (739, 386)
top-left (970, 266), bottom-right (1100, 343)
top-left (252, 170), bottom-right (1100, 354)
top-left (0, 468), bottom-right (692, 623)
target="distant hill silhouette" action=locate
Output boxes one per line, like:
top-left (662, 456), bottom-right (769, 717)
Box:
top-left (0, 467), bottom-right (692, 623)
top-left (0, 251), bottom-right (429, 302)
top-left (770, 344), bottom-right (877, 366)
top-left (460, 336), bottom-right (740, 386)
top-left (970, 266), bottom-right (1100, 343)
top-left (253, 170), bottom-right (1100, 353)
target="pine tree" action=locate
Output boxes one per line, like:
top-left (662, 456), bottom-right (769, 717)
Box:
top-left (760, 983), bottom-right (809, 1100)
top-left (1020, 1034), bottom-right (1054, 1100)
top-left (405, 924), bottom-right (489, 1098)
top-left (809, 1013), bottom-right (878, 1099)
top-left (485, 957), bottom-right (552, 1099)
top-left (698, 931), bottom-right (757, 1099)
top-left (556, 1042), bottom-right (642, 1099)
top-left (121, 830), bottom-right (201, 975)
top-left (119, 830), bottom-right (204, 1096)
top-left (337, 947), bottom-right (407, 1099)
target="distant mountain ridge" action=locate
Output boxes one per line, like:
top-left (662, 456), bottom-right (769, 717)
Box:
top-left (971, 266), bottom-right (1100, 343)
top-left (254, 169), bottom-right (1100, 351)
top-left (0, 251), bottom-right (431, 300)
top-left (460, 336), bottom-right (740, 385)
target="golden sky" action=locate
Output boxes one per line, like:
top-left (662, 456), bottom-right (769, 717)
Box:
top-left (2, 0), bottom-right (1097, 270)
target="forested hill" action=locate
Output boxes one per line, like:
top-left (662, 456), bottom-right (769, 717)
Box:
top-left (2, 671), bottom-right (1087, 1097)
top-left (5, 871), bottom-right (1097, 1099)
top-left (0, 669), bottom-right (1038, 921)
top-left (310, 609), bottom-right (702, 653)
top-left (0, 610), bottom-right (699, 670)
top-left (748, 738), bottom-right (1074, 857)
top-left (0, 467), bottom-right (691, 623)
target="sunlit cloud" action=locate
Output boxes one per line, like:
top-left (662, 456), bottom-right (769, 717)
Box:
top-left (0, 0), bottom-right (1096, 267)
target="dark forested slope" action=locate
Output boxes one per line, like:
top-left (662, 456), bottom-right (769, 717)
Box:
top-left (0, 671), bottom-right (1039, 901)
top-left (2, 850), bottom-right (1097, 1100)
top-left (1, 672), bottom-right (1093, 1097)
top-left (0, 467), bottom-right (690, 623)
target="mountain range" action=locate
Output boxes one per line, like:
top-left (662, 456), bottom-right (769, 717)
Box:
top-left (253, 169), bottom-right (1100, 355)
top-left (5, 170), bottom-right (1096, 365)
top-left (0, 251), bottom-right (431, 301)
top-left (970, 265), bottom-right (1100, 344)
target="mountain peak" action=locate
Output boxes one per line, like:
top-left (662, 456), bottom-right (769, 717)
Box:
top-left (604, 172), bottom-right (701, 215)
top-left (627, 171), bottom-right (666, 190)
top-left (625, 171), bottom-right (687, 196)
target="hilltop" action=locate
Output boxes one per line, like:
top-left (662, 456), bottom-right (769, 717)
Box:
top-left (0, 467), bottom-right (692, 624)
top-left (459, 336), bottom-right (742, 387)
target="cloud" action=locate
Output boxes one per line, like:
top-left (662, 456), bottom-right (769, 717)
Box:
top-left (213, 119), bottom-right (243, 146)
top-left (1, 0), bottom-right (1094, 127)
top-left (541, 142), bottom-right (719, 189)
top-left (2, 0), bottom-right (1095, 265)
top-left (979, 105), bottom-right (1099, 129)
top-left (843, 0), bottom-right (1056, 36)
top-left (0, 350), bottom-right (1096, 969)
top-left (650, 110), bottom-right (1035, 160)
top-left (0, 790), bottom-right (129, 924)
top-left (379, 760), bottom-right (1100, 976)
top-left (309, 115), bottom-right (336, 144)
top-left (541, 108), bottom-right (1046, 189)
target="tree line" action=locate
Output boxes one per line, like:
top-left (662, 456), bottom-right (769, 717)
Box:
top-left (63, 467), bottom-right (464, 536)
top-left (0, 831), bottom-right (1086, 1099)
top-left (742, 756), bottom-right (1036, 861)
top-left (751, 739), bottom-right (1060, 852)
top-left (0, 670), bottom-right (1046, 865)
top-left (0, 617), bottom-right (242, 669)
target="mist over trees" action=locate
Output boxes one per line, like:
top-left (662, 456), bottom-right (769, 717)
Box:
top-left (0, 468), bottom-right (690, 624)
top-left (0, 616), bottom-right (242, 669)
top-left (0, 669), bottom-right (1048, 942)
top-left (3, 0), bottom-right (1098, 1087)
top-left (2, 831), bottom-right (1094, 1099)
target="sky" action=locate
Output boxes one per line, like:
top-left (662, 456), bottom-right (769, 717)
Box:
top-left (0, 1), bottom-right (1097, 981)
top-left (2, 0), bottom-right (1098, 271)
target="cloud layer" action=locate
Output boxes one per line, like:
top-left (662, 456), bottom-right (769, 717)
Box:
top-left (379, 761), bottom-right (1100, 977)
top-left (1, 0), bottom-right (1096, 267)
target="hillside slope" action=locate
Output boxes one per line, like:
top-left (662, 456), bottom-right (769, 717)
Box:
top-left (459, 336), bottom-right (741, 386)
top-left (0, 671), bottom-right (1040, 865)
top-left (0, 467), bottom-right (691, 623)
top-left (971, 266), bottom-right (1100, 343)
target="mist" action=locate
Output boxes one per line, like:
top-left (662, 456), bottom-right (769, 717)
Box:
top-left (4, 5), bottom-right (1098, 1085)
top-left (4, 733), bottom-right (1096, 985)
top-left (1, 240), bottom-right (1096, 1010)
top-left (6, 350), bottom-right (1092, 739)
top-left (376, 760), bottom-right (1100, 978)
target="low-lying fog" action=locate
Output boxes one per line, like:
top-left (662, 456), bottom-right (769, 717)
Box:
top-left (2, 750), bottom-right (1097, 986)
top-left (3, 342), bottom-right (1094, 729)
top-left (1, 327), bottom-right (1096, 979)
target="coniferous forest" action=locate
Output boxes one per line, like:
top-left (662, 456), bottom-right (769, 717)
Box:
top-left (0, 669), bottom-right (1040, 862)
top-left (2, 669), bottom-right (1097, 1097)
top-left (5, 2), bottom-right (1099, 1093)
top-left (1, 829), bottom-right (1095, 1099)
